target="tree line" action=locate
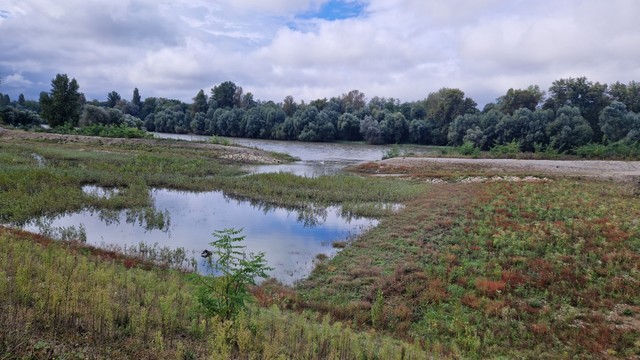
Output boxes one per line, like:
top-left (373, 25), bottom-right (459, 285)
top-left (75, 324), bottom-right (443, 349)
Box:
top-left (1, 74), bottom-right (640, 153)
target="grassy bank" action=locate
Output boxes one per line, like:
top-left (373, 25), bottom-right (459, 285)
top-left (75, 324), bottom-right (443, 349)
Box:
top-left (0, 227), bottom-right (427, 359)
top-left (297, 180), bottom-right (640, 358)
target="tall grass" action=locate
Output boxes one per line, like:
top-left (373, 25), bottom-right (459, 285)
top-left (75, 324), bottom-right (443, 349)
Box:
top-left (0, 227), bottom-right (428, 359)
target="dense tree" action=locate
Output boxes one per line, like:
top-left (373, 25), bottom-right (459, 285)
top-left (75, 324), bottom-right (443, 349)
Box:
top-left (599, 101), bottom-right (636, 142)
top-left (424, 88), bottom-right (478, 145)
top-left (337, 113), bottom-right (362, 140)
top-left (409, 119), bottom-right (430, 144)
top-left (106, 91), bottom-right (121, 108)
top-left (40, 74), bottom-right (82, 127)
top-left (341, 89), bottom-right (366, 113)
top-left (80, 104), bottom-right (109, 126)
top-left (0, 94), bottom-right (10, 108)
top-left (379, 112), bottom-right (409, 144)
top-left (496, 85), bottom-right (544, 115)
top-left (190, 89), bottom-right (209, 117)
top-left (282, 95), bottom-right (297, 117)
top-left (211, 81), bottom-right (237, 109)
top-left (18, 94), bottom-right (25, 107)
top-left (546, 106), bottom-right (593, 152)
top-left (608, 81), bottom-right (640, 113)
top-left (447, 113), bottom-right (481, 146)
top-left (360, 115), bottom-right (383, 144)
top-left (190, 112), bottom-right (207, 135)
top-left (132, 88), bottom-right (141, 107)
top-left (543, 77), bottom-right (610, 141)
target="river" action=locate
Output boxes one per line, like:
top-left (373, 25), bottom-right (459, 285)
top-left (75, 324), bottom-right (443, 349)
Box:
top-left (153, 133), bottom-right (440, 177)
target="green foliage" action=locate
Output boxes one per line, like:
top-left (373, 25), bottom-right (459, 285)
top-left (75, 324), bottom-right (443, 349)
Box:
top-left (496, 85), bottom-right (544, 115)
top-left (489, 139), bottom-right (521, 156)
top-left (209, 135), bottom-right (232, 146)
top-left (382, 144), bottom-right (403, 159)
top-left (574, 141), bottom-right (640, 159)
top-left (39, 74), bottom-right (82, 127)
top-left (456, 141), bottom-right (480, 157)
top-left (196, 229), bottom-right (272, 320)
top-left (371, 289), bottom-right (384, 328)
top-left (546, 106), bottom-right (594, 152)
top-left (599, 101), bottom-right (636, 142)
top-left (53, 124), bottom-right (150, 138)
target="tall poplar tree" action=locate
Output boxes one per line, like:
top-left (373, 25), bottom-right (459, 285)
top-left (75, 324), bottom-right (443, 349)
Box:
top-left (40, 74), bottom-right (82, 127)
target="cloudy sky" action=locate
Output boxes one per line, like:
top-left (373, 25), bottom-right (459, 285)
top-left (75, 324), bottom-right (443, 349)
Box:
top-left (1, 0), bottom-right (639, 106)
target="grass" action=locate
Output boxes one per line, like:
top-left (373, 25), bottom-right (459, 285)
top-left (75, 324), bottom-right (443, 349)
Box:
top-left (0, 136), bottom-right (424, 225)
top-left (0, 226), bottom-right (427, 359)
top-left (2, 130), bottom-right (639, 358)
top-left (296, 180), bottom-right (640, 358)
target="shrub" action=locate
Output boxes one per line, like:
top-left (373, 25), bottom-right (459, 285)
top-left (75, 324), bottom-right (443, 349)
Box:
top-left (457, 141), bottom-right (480, 157)
top-left (195, 228), bottom-right (272, 320)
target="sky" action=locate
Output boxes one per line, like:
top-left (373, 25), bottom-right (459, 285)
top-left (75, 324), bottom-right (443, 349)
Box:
top-left (1, 0), bottom-right (639, 107)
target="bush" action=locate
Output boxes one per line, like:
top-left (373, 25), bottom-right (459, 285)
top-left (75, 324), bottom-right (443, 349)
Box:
top-left (574, 141), bottom-right (640, 159)
top-left (195, 228), bottom-right (272, 320)
top-left (490, 140), bottom-right (521, 156)
top-left (456, 141), bottom-right (480, 157)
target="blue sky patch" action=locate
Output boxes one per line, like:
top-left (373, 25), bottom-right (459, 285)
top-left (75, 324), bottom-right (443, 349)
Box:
top-left (299, 0), bottom-right (366, 21)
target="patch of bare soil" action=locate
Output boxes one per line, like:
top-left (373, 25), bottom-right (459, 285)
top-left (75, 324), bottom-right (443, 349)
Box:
top-left (370, 157), bottom-right (640, 183)
top-left (0, 127), bottom-right (285, 164)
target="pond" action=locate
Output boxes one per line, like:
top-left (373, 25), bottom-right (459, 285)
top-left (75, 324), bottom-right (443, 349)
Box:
top-left (153, 133), bottom-right (440, 177)
top-left (24, 188), bottom-right (377, 285)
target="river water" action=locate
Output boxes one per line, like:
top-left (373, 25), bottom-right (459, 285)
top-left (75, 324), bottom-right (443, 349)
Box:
top-left (153, 133), bottom-right (440, 177)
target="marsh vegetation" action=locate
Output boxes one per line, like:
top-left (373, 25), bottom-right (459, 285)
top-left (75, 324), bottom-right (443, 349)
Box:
top-left (1, 130), bottom-right (639, 358)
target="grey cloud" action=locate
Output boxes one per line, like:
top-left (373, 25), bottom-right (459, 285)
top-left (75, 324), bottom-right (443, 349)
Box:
top-left (1, 0), bottom-right (639, 107)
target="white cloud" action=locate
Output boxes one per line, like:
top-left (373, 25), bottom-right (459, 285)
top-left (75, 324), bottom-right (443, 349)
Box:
top-left (1, 0), bottom-right (639, 106)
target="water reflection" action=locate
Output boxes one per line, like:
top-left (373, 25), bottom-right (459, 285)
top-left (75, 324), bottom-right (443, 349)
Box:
top-left (23, 189), bottom-right (377, 284)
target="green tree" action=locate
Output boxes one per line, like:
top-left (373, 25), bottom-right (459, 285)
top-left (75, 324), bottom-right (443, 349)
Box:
top-left (608, 81), bottom-right (640, 113)
top-left (195, 228), bottom-right (271, 320)
top-left (360, 115), bottom-right (383, 144)
top-left (543, 77), bottom-right (610, 141)
top-left (132, 88), bottom-right (142, 107)
top-left (424, 88), bottom-right (478, 145)
top-left (39, 74), bottom-right (82, 127)
top-left (599, 101), bottom-right (635, 142)
top-left (211, 81), bottom-right (237, 109)
top-left (337, 113), bottom-right (362, 140)
top-left (282, 95), bottom-right (297, 117)
top-left (546, 106), bottom-right (594, 152)
top-left (190, 89), bottom-right (209, 117)
top-left (496, 85), bottom-right (544, 115)
top-left (341, 89), bottom-right (366, 113)
top-left (106, 91), bottom-right (121, 108)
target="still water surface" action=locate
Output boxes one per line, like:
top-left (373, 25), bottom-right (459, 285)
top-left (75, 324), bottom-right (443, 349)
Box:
top-left (25, 188), bottom-right (377, 284)
top-left (154, 133), bottom-right (439, 177)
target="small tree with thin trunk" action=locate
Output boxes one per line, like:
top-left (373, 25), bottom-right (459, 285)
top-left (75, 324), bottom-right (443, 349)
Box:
top-left (195, 228), bottom-right (272, 320)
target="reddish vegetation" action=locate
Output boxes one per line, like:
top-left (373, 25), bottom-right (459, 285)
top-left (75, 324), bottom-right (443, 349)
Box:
top-left (474, 278), bottom-right (506, 298)
top-left (0, 226), bottom-right (158, 271)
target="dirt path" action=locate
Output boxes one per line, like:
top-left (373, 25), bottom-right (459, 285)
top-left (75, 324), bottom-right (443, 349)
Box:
top-left (374, 157), bottom-right (640, 182)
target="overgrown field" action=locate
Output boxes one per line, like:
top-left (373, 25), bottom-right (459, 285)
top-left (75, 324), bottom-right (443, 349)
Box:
top-left (1, 132), bottom-right (639, 358)
top-left (0, 227), bottom-right (426, 359)
top-left (298, 180), bottom-right (640, 358)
